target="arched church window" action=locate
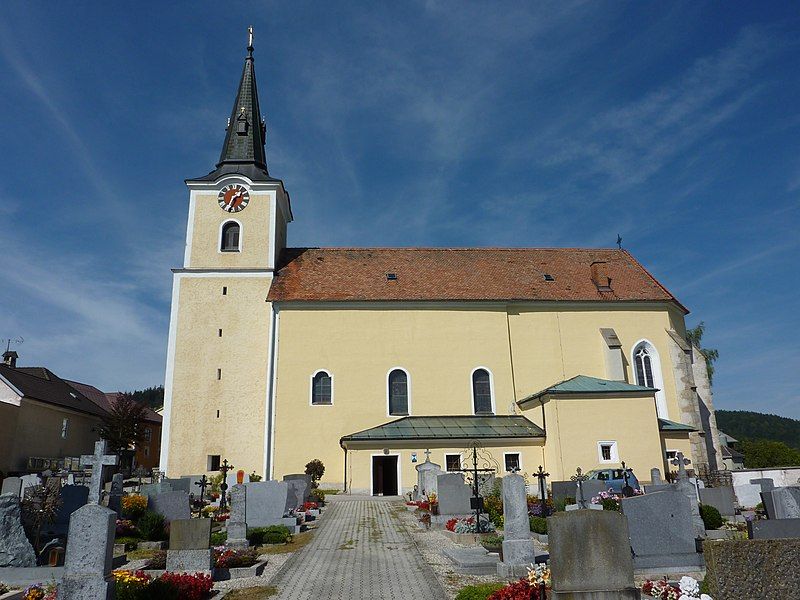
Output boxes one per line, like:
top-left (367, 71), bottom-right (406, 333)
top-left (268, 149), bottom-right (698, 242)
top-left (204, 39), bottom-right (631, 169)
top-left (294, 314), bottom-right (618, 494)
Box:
top-left (311, 371), bottom-right (332, 405)
top-left (388, 369), bottom-right (409, 416)
top-left (634, 345), bottom-right (655, 388)
top-left (221, 221), bottom-right (241, 252)
top-left (472, 368), bottom-right (493, 414)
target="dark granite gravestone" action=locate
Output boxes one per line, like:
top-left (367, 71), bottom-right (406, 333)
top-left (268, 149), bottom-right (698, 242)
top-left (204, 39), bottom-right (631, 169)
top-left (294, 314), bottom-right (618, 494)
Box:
top-left (283, 474), bottom-right (311, 511)
top-left (551, 479), bottom-right (607, 502)
top-left (748, 519), bottom-right (800, 540)
top-left (749, 478), bottom-right (775, 492)
top-left (166, 518), bottom-right (212, 572)
top-left (107, 473), bottom-right (124, 515)
top-left (761, 487), bottom-right (800, 520)
top-left (162, 477), bottom-right (191, 494)
top-left (621, 488), bottom-right (704, 570)
top-left (47, 485), bottom-right (89, 536)
top-left (1, 476), bottom-right (23, 497)
top-left (549, 510), bottom-right (639, 599)
top-left (148, 490), bottom-right (190, 523)
top-left (436, 473), bottom-right (472, 515)
top-left (139, 482), bottom-right (173, 497)
top-left (699, 487), bottom-right (736, 517)
top-left (246, 481), bottom-right (289, 527)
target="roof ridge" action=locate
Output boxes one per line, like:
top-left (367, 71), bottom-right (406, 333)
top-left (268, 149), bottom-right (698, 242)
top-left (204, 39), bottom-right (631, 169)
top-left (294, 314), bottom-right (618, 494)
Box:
top-left (287, 246), bottom-right (625, 252)
top-left (620, 249), bottom-right (687, 313)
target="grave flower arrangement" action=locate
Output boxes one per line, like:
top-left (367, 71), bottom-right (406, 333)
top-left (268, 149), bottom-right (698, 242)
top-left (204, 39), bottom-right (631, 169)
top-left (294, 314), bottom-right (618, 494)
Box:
top-left (451, 516), bottom-right (496, 534)
top-left (21, 582), bottom-right (57, 600)
top-left (121, 494), bottom-right (148, 519)
top-left (213, 546), bottom-right (260, 568)
top-left (116, 518), bottom-right (139, 537)
top-left (641, 576), bottom-right (712, 600)
top-left (486, 578), bottom-right (543, 600)
top-left (445, 517), bottom-right (458, 532)
top-left (156, 572), bottom-right (213, 600)
top-left (0, 581), bottom-right (11, 594)
top-left (302, 501), bottom-right (319, 511)
top-left (590, 488), bottom-right (643, 511)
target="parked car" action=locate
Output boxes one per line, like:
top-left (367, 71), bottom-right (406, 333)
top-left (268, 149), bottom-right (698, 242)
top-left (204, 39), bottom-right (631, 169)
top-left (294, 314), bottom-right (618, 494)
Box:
top-left (586, 468), bottom-right (640, 493)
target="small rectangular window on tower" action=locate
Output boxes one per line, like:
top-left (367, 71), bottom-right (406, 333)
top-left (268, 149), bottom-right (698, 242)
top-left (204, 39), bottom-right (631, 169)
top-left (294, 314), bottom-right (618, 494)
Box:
top-left (207, 455), bottom-right (221, 471)
top-left (222, 286), bottom-right (228, 296)
top-left (218, 329), bottom-right (223, 337)
top-left (216, 410), bottom-right (220, 418)
top-left (217, 368), bottom-right (222, 380)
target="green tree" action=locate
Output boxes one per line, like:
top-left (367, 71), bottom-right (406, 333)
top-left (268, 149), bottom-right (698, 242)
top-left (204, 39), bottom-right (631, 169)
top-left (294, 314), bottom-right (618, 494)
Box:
top-left (305, 459), bottom-right (325, 489)
top-left (686, 321), bottom-right (719, 384)
top-left (738, 438), bottom-right (800, 469)
top-left (98, 392), bottom-right (148, 453)
top-left (128, 385), bottom-right (164, 411)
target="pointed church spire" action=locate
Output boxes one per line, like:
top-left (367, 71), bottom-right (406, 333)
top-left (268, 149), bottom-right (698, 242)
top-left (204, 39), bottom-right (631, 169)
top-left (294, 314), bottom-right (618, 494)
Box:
top-left (190, 26), bottom-right (277, 183)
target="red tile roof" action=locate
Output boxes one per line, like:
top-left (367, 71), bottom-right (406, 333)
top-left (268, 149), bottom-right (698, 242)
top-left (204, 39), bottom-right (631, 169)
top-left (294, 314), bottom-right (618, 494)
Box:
top-left (267, 247), bottom-right (686, 311)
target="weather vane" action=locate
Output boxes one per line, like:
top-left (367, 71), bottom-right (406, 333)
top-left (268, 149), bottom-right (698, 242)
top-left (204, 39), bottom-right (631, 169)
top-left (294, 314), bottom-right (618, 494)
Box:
top-left (4, 336), bottom-right (23, 353)
top-left (616, 234), bottom-right (623, 250)
top-left (248, 26), bottom-right (254, 49)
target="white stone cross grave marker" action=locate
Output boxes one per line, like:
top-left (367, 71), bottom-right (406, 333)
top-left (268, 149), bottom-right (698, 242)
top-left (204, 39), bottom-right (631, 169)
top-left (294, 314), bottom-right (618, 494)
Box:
top-left (80, 440), bottom-right (119, 504)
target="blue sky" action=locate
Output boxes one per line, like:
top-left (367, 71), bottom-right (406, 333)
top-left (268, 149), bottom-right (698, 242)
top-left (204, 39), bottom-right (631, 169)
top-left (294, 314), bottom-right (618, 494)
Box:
top-left (0, 2), bottom-right (798, 418)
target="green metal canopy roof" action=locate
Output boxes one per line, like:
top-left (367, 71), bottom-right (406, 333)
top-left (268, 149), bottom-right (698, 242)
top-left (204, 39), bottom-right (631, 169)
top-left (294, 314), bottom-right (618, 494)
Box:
top-left (658, 418), bottom-right (696, 432)
top-left (519, 375), bottom-right (657, 404)
top-left (340, 415), bottom-right (545, 446)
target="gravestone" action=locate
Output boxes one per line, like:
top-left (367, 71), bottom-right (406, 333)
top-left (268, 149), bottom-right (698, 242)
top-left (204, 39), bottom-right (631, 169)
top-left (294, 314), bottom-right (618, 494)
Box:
top-left (140, 481), bottom-right (173, 497)
top-left (650, 468), bottom-right (663, 485)
top-left (699, 487), bottom-right (737, 517)
top-left (166, 518), bottom-right (213, 572)
top-left (672, 452), bottom-right (705, 537)
top-left (19, 474), bottom-right (42, 496)
top-left (734, 483), bottom-right (762, 508)
top-left (704, 539), bottom-right (800, 598)
top-left (549, 509), bottom-right (638, 599)
top-left (0, 492), bottom-right (36, 567)
top-left (48, 485), bottom-right (89, 536)
top-left (148, 490), bottom-right (190, 523)
top-left (79, 441), bottom-right (119, 504)
top-left (761, 487), bottom-right (800, 520)
top-left (498, 473), bottom-right (536, 577)
top-left (1, 476), bottom-right (22, 497)
top-left (108, 473), bottom-right (124, 514)
top-left (415, 459), bottom-right (442, 500)
top-left (750, 478), bottom-right (775, 492)
top-left (162, 477), bottom-right (192, 494)
top-left (436, 473), bottom-right (473, 515)
top-left (748, 518), bottom-right (800, 539)
top-left (551, 479), bottom-right (607, 502)
top-left (283, 474), bottom-right (311, 511)
top-left (227, 483), bottom-right (248, 548)
top-left (57, 503), bottom-right (116, 599)
top-left (621, 488), bottom-right (703, 570)
top-left (245, 480), bottom-right (289, 527)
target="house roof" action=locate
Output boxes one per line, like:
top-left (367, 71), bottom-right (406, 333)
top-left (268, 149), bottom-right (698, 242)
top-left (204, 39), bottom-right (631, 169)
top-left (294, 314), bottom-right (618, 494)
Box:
top-left (0, 365), bottom-right (110, 419)
top-left (103, 392), bottom-right (163, 424)
top-left (340, 415), bottom-right (545, 445)
top-left (518, 375), bottom-right (658, 404)
top-left (658, 418), bottom-right (696, 432)
top-left (722, 445), bottom-right (744, 460)
top-left (266, 247), bottom-right (686, 310)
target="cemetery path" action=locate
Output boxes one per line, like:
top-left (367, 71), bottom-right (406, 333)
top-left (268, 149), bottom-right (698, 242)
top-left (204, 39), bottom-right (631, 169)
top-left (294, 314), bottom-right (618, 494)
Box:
top-left (269, 498), bottom-right (446, 599)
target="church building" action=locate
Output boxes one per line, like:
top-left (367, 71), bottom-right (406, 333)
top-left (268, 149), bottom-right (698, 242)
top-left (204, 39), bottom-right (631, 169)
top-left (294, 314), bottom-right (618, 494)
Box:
top-left (161, 36), bottom-right (723, 494)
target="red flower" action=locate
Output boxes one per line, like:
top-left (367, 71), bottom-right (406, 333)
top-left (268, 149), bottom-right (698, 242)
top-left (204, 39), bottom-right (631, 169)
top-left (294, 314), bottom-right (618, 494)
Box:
top-left (487, 578), bottom-right (541, 600)
top-left (158, 572), bottom-right (213, 600)
top-left (445, 518), bottom-right (458, 532)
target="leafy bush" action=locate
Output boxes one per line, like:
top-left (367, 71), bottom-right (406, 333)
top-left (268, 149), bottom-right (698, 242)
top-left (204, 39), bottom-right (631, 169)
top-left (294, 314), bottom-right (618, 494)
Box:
top-left (553, 497), bottom-right (573, 512)
top-left (529, 516), bottom-right (547, 535)
top-left (137, 511), bottom-right (167, 541)
top-left (309, 489), bottom-right (325, 503)
top-left (319, 488), bottom-right (340, 495)
top-left (122, 495), bottom-right (148, 520)
top-left (484, 495), bottom-right (504, 527)
top-left (249, 471), bottom-right (263, 482)
top-left (210, 531), bottom-right (227, 546)
top-left (455, 582), bottom-right (505, 600)
top-left (115, 536), bottom-right (141, 550)
top-left (305, 459), bottom-right (325, 489)
top-left (248, 525), bottom-right (292, 545)
top-left (700, 504), bottom-right (723, 530)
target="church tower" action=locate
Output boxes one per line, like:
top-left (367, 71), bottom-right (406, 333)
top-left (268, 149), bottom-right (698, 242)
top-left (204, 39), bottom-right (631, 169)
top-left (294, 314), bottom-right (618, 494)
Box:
top-left (160, 29), bottom-right (291, 477)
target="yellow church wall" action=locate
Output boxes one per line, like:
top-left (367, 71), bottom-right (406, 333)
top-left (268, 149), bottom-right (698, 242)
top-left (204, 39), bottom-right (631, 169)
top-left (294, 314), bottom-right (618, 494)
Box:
top-left (342, 442), bottom-right (545, 494)
top-left (187, 191), bottom-right (274, 269)
top-left (165, 275), bottom-right (272, 477)
top-left (271, 306), bottom-right (517, 486)
top-left (520, 395), bottom-right (663, 482)
top-left (660, 432), bottom-right (694, 476)
top-left (508, 305), bottom-right (684, 423)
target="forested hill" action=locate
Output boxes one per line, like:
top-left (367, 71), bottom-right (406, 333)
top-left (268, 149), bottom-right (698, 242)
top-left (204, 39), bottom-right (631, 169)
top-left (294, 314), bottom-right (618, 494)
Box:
top-left (716, 410), bottom-right (800, 450)
top-left (128, 386), bottom-right (164, 411)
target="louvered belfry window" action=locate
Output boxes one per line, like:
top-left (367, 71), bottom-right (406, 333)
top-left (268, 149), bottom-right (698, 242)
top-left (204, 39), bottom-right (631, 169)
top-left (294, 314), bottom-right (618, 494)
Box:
top-left (388, 369), bottom-right (409, 415)
top-left (472, 369), bottom-right (493, 414)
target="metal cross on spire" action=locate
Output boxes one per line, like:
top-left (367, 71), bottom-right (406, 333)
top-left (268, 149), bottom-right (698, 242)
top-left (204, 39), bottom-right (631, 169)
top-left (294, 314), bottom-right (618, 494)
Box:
top-left (80, 440), bottom-right (119, 504)
top-left (247, 26), bottom-right (254, 53)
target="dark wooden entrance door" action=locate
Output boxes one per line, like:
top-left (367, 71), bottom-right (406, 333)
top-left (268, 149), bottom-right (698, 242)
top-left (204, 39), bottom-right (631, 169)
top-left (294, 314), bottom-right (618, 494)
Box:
top-left (372, 455), bottom-right (398, 496)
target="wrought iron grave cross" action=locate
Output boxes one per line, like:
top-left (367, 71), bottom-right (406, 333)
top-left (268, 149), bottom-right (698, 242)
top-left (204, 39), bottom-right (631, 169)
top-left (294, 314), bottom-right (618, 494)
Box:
top-left (219, 459), bottom-right (234, 511)
top-left (455, 443), bottom-right (496, 533)
top-left (535, 465), bottom-right (550, 516)
top-left (571, 467), bottom-right (590, 509)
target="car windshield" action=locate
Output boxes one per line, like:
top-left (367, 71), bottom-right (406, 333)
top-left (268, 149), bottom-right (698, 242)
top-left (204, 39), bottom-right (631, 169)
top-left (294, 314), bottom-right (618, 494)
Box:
top-left (586, 470), bottom-right (608, 480)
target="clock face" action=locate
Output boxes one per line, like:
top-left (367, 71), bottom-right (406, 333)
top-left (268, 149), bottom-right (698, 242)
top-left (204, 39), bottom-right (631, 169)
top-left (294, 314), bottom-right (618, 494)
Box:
top-left (218, 184), bottom-right (250, 213)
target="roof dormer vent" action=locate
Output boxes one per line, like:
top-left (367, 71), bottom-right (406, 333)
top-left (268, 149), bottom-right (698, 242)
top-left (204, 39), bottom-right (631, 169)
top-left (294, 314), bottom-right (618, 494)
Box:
top-left (590, 261), bottom-right (612, 291)
top-left (543, 274), bottom-right (555, 282)
top-left (386, 273), bottom-right (398, 281)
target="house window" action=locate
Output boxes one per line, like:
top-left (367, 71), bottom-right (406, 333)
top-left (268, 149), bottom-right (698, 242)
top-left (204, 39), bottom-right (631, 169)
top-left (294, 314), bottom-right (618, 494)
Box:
top-left (61, 418), bottom-right (69, 439)
top-left (207, 455), bottom-right (221, 471)
top-left (504, 453), bottom-right (521, 472)
top-left (472, 368), bottom-right (493, 414)
top-left (598, 441), bottom-right (618, 463)
top-left (144, 427), bottom-right (152, 442)
top-left (388, 369), bottom-right (409, 416)
top-left (221, 221), bottom-right (241, 252)
top-left (445, 454), bottom-right (462, 472)
top-left (311, 371), bottom-right (333, 405)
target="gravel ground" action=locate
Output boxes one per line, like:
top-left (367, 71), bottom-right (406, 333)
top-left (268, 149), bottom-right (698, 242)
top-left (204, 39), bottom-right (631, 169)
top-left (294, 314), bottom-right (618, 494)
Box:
top-left (396, 506), bottom-right (512, 600)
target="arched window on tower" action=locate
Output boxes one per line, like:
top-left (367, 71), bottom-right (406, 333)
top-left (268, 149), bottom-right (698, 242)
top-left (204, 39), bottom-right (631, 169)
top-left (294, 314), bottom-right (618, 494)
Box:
top-left (472, 368), bottom-right (493, 414)
top-left (388, 369), bottom-right (409, 416)
top-left (632, 340), bottom-right (668, 419)
top-left (311, 371), bottom-right (332, 405)
top-left (221, 221), bottom-right (241, 252)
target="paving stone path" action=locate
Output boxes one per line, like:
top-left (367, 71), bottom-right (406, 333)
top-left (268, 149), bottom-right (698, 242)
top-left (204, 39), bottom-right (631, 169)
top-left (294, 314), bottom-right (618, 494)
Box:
top-left (270, 498), bottom-right (445, 599)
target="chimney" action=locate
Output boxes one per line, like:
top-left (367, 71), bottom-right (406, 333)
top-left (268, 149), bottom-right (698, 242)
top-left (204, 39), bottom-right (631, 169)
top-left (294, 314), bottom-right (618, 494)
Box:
top-left (590, 261), bottom-right (612, 291)
top-left (3, 350), bottom-right (18, 368)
